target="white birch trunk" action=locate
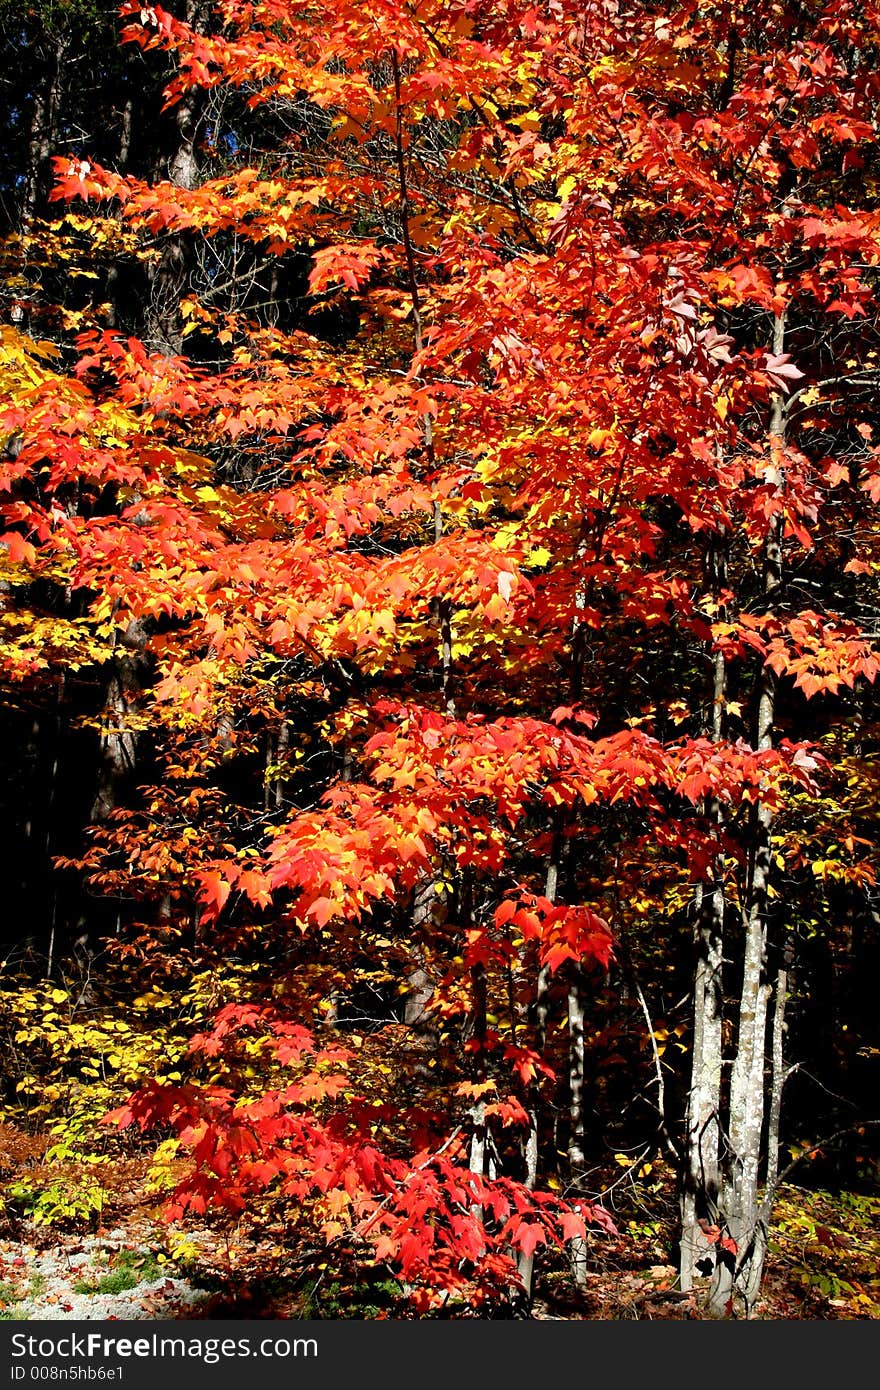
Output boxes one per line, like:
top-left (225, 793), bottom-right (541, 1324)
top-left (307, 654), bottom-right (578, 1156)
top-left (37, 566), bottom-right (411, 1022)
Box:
top-left (680, 536), bottom-right (726, 1291)
top-left (567, 964), bottom-right (589, 1288)
top-left (706, 313), bottom-right (787, 1316)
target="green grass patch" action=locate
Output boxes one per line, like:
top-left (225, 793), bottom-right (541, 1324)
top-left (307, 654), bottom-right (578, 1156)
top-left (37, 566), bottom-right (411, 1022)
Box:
top-left (73, 1249), bottom-right (165, 1296)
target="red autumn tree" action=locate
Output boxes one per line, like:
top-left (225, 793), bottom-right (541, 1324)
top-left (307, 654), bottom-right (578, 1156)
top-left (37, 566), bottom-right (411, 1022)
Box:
top-left (2, 0), bottom-right (880, 1315)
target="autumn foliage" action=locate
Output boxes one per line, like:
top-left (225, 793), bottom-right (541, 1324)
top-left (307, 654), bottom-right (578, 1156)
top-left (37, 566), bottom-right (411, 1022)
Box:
top-left (1, 0), bottom-right (880, 1315)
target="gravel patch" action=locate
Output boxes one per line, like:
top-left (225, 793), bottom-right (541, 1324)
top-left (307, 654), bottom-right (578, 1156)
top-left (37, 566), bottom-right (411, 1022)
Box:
top-left (0, 1229), bottom-right (212, 1321)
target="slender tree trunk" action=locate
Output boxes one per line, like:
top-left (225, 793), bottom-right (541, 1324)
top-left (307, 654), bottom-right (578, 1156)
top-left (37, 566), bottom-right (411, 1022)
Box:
top-left (519, 572), bottom-right (595, 1297)
top-left (706, 313), bottom-right (787, 1317)
top-left (567, 962), bottom-right (589, 1287)
top-left (263, 721), bottom-right (289, 811)
top-left (468, 957), bottom-right (491, 1228)
top-left (764, 946), bottom-right (790, 1204)
top-left (146, 2), bottom-right (207, 350)
top-left (22, 43), bottom-right (64, 233)
top-left (44, 678), bottom-right (64, 976)
top-left (90, 627), bottom-right (147, 823)
top-left (517, 829), bottom-right (560, 1296)
top-left (680, 868), bottom-right (725, 1290)
top-left (680, 537), bottom-right (727, 1291)
top-left (105, 95), bottom-right (135, 329)
top-left (275, 720), bottom-right (289, 809)
top-left (12, 40), bottom-right (65, 329)
top-left (391, 44), bottom-right (453, 1055)
top-left (403, 878), bottom-right (437, 1030)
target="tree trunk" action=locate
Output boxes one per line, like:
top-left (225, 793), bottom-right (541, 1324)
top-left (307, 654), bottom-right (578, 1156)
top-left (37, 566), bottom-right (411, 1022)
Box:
top-left (12, 39), bottom-right (65, 329)
top-left (517, 828), bottom-right (561, 1296)
top-left (680, 537), bottom-right (727, 1291)
top-left (105, 94), bottom-right (135, 329)
top-left (468, 957), bottom-right (492, 1229)
top-left (764, 948), bottom-right (790, 1205)
top-left (567, 962), bottom-right (589, 1287)
top-left (22, 42), bottom-right (64, 233)
top-left (145, 1), bottom-right (207, 350)
top-left (706, 312), bottom-right (787, 1317)
top-left (90, 624), bottom-right (148, 823)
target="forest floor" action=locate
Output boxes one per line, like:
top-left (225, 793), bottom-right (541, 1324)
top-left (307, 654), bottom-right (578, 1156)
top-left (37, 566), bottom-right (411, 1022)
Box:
top-left (1, 1133), bottom-right (877, 1321)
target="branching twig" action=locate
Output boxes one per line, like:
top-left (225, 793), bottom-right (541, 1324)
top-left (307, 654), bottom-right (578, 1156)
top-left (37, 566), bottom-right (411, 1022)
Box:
top-left (632, 977), bottom-right (680, 1161)
top-left (352, 1124), bottom-right (465, 1241)
top-left (766, 1119), bottom-right (880, 1203)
